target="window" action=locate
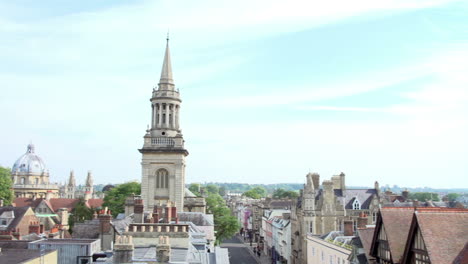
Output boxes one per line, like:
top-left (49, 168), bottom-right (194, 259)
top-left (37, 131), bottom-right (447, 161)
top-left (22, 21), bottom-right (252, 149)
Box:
top-left (35, 178), bottom-right (39, 184)
top-left (372, 212), bottom-right (377, 223)
top-left (1, 220), bottom-right (7, 225)
top-left (156, 169), bottom-right (169, 189)
top-left (312, 247), bottom-right (315, 256)
top-left (309, 221), bottom-right (314, 233)
top-left (21, 177), bottom-right (25, 184)
top-left (376, 226), bottom-right (391, 264)
top-left (411, 229), bottom-right (430, 264)
top-left (352, 199), bottom-right (361, 210)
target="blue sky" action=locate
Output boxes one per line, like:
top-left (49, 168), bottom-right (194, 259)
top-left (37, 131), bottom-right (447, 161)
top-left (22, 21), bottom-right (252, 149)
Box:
top-left (0, 0), bottom-right (467, 188)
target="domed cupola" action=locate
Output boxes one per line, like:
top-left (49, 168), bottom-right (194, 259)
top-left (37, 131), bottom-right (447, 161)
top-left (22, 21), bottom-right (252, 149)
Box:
top-left (12, 143), bottom-right (47, 175)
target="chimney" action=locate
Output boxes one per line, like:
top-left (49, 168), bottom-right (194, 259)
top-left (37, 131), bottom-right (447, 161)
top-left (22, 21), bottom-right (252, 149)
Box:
top-left (171, 206), bottom-right (177, 223)
top-left (0, 199), bottom-right (3, 207)
top-left (57, 208), bottom-right (69, 230)
top-left (312, 173), bottom-right (320, 190)
top-left (344, 220), bottom-right (354, 236)
top-left (114, 235), bottom-right (134, 264)
top-left (357, 212), bottom-right (368, 229)
top-left (413, 200), bottom-right (420, 207)
top-left (98, 207), bottom-right (112, 234)
top-left (402, 189), bottom-right (409, 200)
top-left (339, 172), bottom-right (346, 190)
top-left (164, 203), bottom-right (172, 224)
top-left (156, 236), bottom-right (171, 263)
top-left (134, 199), bottom-right (144, 223)
top-left (45, 191), bottom-right (52, 201)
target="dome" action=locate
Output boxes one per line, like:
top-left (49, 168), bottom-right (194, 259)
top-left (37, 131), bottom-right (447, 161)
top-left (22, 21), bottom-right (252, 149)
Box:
top-left (11, 144), bottom-right (47, 174)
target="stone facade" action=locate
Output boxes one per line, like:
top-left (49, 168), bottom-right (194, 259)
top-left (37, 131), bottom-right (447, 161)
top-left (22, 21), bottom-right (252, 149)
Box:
top-left (140, 37), bottom-right (188, 211)
top-left (291, 172), bottom-right (382, 264)
top-left (11, 144), bottom-right (59, 199)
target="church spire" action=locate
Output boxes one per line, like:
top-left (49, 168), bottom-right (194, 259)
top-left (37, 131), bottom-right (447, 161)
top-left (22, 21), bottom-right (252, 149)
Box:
top-left (158, 36), bottom-right (174, 90)
top-left (68, 170), bottom-right (76, 187)
top-left (86, 171), bottom-right (93, 187)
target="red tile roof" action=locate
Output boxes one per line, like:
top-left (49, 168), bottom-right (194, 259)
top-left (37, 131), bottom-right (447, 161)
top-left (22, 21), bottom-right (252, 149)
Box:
top-left (376, 207), bottom-right (415, 263)
top-left (13, 198), bottom-right (104, 212)
top-left (357, 227), bottom-right (375, 261)
top-left (86, 199), bottom-right (104, 209)
top-left (413, 209), bottom-right (468, 264)
top-left (13, 198), bottom-right (42, 208)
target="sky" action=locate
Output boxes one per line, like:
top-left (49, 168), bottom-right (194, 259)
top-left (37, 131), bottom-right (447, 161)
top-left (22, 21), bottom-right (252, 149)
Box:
top-left (0, 0), bottom-right (467, 188)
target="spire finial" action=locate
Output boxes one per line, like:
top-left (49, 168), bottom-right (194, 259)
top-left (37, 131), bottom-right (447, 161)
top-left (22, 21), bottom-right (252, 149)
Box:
top-left (166, 29), bottom-right (169, 42)
top-left (158, 34), bottom-right (174, 89)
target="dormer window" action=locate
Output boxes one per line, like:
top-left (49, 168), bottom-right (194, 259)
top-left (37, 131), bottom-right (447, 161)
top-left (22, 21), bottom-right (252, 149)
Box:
top-left (353, 199), bottom-right (361, 210)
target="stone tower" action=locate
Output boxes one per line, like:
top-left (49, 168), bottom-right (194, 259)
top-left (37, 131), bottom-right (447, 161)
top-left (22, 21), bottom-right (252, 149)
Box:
top-left (84, 171), bottom-right (93, 200)
top-left (139, 37), bottom-right (188, 211)
top-left (67, 170), bottom-right (76, 198)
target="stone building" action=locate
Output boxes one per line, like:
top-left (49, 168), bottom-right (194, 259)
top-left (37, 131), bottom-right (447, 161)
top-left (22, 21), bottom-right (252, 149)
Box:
top-left (11, 143), bottom-right (98, 200)
top-left (11, 143), bottom-right (59, 199)
top-left (139, 37), bottom-right (205, 213)
top-left (291, 172), bottom-right (382, 264)
top-left (60, 170), bottom-right (96, 200)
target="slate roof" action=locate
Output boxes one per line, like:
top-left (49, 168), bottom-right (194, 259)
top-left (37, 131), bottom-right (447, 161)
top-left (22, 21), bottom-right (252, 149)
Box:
top-left (372, 208), bottom-right (414, 263)
top-left (410, 209), bottom-right (468, 264)
top-left (71, 219), bottom-right (100, 239)
top-left (178, 212), bottom-right (214, 226)
top-left (0, 206), bottom-right (30, 231)
top-left (342, 189), bottom-right (377, 209)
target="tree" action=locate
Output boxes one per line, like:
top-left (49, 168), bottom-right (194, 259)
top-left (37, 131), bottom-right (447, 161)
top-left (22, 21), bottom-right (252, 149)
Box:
top-left (205, 193), bottom-right (240, 244)
top-left (205, 184), bottom-right (219, 195)
top-left (272, 188), bottom-right (299, 199)
top-left (243, 186), bottom-right (267, 199)
top-left (69, 198), bottom-right (95, 234)
top-left (188, 183), bottom-right (201, 197)
top-left (445, 193), bottom-right (461, 202)
top-left (408, 192), bottom-right (440, 202)
top-left (0, 166), bottom-right (13, 205)
top-left (103, 181), bottom-right (141, 217)
top-left (218, 186), bottom-right (227, 197)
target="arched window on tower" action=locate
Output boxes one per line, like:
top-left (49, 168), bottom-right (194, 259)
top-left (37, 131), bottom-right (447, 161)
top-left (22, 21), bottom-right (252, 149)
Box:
top-left (156, 169), bottom-right (169, 189)
top-left (21, 177), bottom-right (25, 184)
top-left (35, 178), bottom-right (39, 185)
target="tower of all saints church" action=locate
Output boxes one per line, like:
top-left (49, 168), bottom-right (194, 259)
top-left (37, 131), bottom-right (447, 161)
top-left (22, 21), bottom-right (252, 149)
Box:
top-left (139, 37), bottom-right (188, 211)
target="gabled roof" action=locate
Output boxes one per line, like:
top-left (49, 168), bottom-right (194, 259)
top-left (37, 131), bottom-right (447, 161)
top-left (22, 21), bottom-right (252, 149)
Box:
top-left (357, 227), bottom-right (375, 262)
top-left (342, 189), bottom-right (377, 209)
top-left (370, 207), bottom-right (414, 263)
top-left (0, 206), bottom-right (30, 231)
top-left (13, 198), bottom-right (103, 212)
top-left (402, 208), bottom-right (468, 264)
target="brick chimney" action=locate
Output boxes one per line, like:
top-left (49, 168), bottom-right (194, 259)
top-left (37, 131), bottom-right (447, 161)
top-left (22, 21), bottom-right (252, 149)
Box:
top-left (164, 203), bottom-right (172, 224)
top-left (98, 207), bottom-right (112, 234)
top-left (357, 212), bottom-right (368, 229)
top-left (134, 199), bottom-right (144, 223)
top-left (114, 235), bottom-right (134, 264)
top-left (344, 220), bottom-right (354, 236)
top-left (156, 236), bottom-right (171, 263)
